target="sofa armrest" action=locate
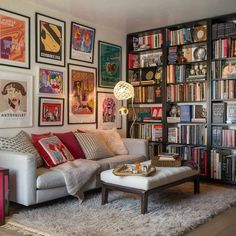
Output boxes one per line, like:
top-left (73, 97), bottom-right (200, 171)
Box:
top-left (0, 151), bottom-right (37, 206)
top-left (122, 138), bottom-right (148, 159)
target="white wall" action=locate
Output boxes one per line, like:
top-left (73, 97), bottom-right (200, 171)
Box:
top-left (0, 0), bottom-right (127, 137)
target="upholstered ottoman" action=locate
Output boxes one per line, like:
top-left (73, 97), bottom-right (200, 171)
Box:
top-left (100, 161), bottom-right (200, 214)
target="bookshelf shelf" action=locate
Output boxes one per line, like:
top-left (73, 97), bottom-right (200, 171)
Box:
top-left (127, 13), bottom-right (236, 184)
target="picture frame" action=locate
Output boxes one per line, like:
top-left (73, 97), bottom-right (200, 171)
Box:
top-left (98, 41), bottom-right (122, 88)
top-left (68, 63), bottom-right (96, 124)
top-left (0, 8), bottom-right (30, 69)
top-left (70, 22), bottom-right (95, 63)
top-left (96, 91), bottom-right (122, 129)
top-left (36, 13), bottom-right (66, 67)
top-left (0, 70), bottom-right (33, 128)
top-left (37, 66), bottom-right (65, 96)
top-left (38, 97), bottom-right (64, 126)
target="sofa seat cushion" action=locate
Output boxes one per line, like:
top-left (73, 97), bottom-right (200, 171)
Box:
top-left (96, 154), bottom-right (147, 170)
top-left (36, 167), bottom-right (66, 189)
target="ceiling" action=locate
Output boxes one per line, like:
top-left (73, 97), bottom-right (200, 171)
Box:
top-left (29, 0), bottom-right (236, 33)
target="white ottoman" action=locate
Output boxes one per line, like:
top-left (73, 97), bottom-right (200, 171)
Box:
top-left (100, 161), bottom-right (200, 214)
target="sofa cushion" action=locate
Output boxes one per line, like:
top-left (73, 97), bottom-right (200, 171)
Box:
top-left (37, 136), bottom-right (75, 168)
top-left (54, 132), bottom-right (85, 159)
top-left (96, 154), bottom-right (147, 169)
top-left (98, 129), bottom-right (129, 155)
top-left (0, 130), bottom-right (43, 167)
top-left (74, 132), bottom-right (113, 160)
top-left (36, 167), bottom-right (65, 189)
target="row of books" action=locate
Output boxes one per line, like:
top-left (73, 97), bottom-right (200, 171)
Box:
top-left (167, 145), bottom-right (207, 176)
top-left (212, 127), bottom-right (236, 147)
top-left (167, 82), bottom-right (206, 102)
top-left (212, 79), bottom-right (236, 100)
top-left (128, 106), bottom-right (162, 122)
top-left (212, 22), bottom-right (236, 39)
top-left (167, 64), bottom-right (207, 84)
top-left (128, 52), bottom-right (162, 69)
top-left (168, 125), bottom-right (207, 145)
top-left (212, 38), bottom-right (236, 59)
top-left (212, 103), bottom-right (236, 123)
top-left (132, 33), bottom-right (163, 51)
top-left (133, 86), bottom-right (161, 103)
top-left (132, 124), bottom-right (163, 141)
top-left (166, 26), bottom-right (207, 46)
top-left (211, 149), bottom-right (236, 181)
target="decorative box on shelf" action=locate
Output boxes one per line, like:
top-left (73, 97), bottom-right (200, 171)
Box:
top-left (151, 153), bottom-right (181, 167)
top-left (0, 167), bottom-right (9, 226)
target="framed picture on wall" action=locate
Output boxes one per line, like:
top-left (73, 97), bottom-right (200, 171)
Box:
top-left (68, 63), bottom-right (96, 124)
top-left (38, 97), bottom-right (64, 126)
top-left (36, 13), bottom-right (65, 67)
top-left (98, 41), bottom-right (122, 88)
top-left (96, 91), bottom-right (122, 129)
top-left (70, 22), bottom-right (96, 63)
top-left (0, 8), bottom-right (30, 69)
top-left (0, 70), bottom-right (33, 128)
top-left (37, 66), bottom-right (64, 96)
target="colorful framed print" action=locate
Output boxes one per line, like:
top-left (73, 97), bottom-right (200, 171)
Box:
top-left (68, 63), bottom-right (96, 124)
top-left (38, 66), bottom-right (64, 95)
top-left (36, 13), bottom-right (65, 67)
top-left (0, 70), bottom-right (33, 128)
top-left (0, 8), bottom-right (30, 69)
top-left (96, 91), bottom-right (122, 129)
top-left (38, 97), bottom-right (64, 126)
top-left (70, 22), bottom-right (95, 63)
top-left (98, 41), bottom-right (122, 88)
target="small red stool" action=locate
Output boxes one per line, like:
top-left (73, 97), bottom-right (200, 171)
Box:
top-left (0, 167), bottom-right (9, 225)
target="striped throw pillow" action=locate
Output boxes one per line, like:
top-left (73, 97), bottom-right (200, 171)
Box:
top-left (74, 132), bottom-right (113, 160)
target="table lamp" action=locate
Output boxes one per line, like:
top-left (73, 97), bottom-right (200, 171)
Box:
top-left (113, 81), bottom-right (136, 138)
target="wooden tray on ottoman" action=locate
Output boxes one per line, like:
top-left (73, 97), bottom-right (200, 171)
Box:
top-left (112, 164), bottom-right (156, 177)
top-left (151, 155), bottom-right (181, 167)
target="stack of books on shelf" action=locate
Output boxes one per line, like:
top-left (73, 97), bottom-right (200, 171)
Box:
top-left (167, 65), bottom-right (186, 83)
top-left (212, 22), bottom-right (236, 39)
top-left (211, 149), bottom-right (236, 181)
top-left (167, 82), bottom-right (206, 102)
top-left (212, 102), bottom-right (236, 123)
top-left (133, 124), bottom-right (162, 141)
top-left (133, 86), bottom-right (161, 103)
top-left (132, 33), bottom-right (163, 51)
top-left (166, 28), bottom-right (193, 46)
top-left (212, 127), bottom-right (236, 147)
top-left (168, 125), bottom-right (207, 145)
top-left (213, 38), bottom-right (236, 59)
top-left (212, 79), bottom-right (236, 99)
top-left (167, 144), bottom-right (207, 176)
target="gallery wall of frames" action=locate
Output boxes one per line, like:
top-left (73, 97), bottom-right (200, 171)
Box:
top-left (0, 0), bottom-right (126, 137)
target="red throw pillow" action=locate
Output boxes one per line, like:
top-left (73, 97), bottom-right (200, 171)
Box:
top-left (54, 131), bottom-right (85, 159)
top-left (37, 136), bottom-right (75, 168)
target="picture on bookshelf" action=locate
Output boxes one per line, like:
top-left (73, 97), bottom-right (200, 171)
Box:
top-left (128, 70), bottom-right (140, 85)
top-left (212, 103), bottom-right (226, 123)
top-left (226, 103), bottom-right (236, 124)
top-left (222, 60), bottom-right (236, 78)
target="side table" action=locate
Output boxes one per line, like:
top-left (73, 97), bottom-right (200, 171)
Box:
top-left (0, 167), bottom-right (9, 225)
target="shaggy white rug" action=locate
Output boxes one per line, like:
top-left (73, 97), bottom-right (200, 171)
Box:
top-left (7, 183), bottom-right (236, 236)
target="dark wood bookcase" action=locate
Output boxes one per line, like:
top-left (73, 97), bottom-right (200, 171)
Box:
top-left (126, 13), bottom-right (236, 185)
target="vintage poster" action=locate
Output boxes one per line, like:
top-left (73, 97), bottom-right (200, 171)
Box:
top-left (70, 22), bottom-right (95, 63)
top-left (68, 64), bottom-right (96, 124)
top-left (0, 71), bottom-right (32, 128)
top-left (97, 92), bottom-right (122, 129)
top-left (39, 68), bottom-right (64, 95)
top-left (0, 9), bottom-right (30, 68)
top-left (98, 41), bottom-right (122, 88)
top-left (39, 97), bottom-right (64, 126)
top-left (36, 13), bottom-right (65, 67)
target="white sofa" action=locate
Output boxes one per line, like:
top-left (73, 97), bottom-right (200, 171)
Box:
top-left (0, 138), bottom-right (148, 206)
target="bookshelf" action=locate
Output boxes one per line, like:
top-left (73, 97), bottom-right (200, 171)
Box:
top-left (127, 13), bottom-right (236, 185)
top-left (127, 28), bottom-right (165, 156)
top-left (210, 14), bottom-right (236, 183)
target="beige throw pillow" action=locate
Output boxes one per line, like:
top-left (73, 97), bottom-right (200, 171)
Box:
top-left (98, 128), bottom-right (129, 155)
top-left (74, 132), bottom-right (113, 160)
